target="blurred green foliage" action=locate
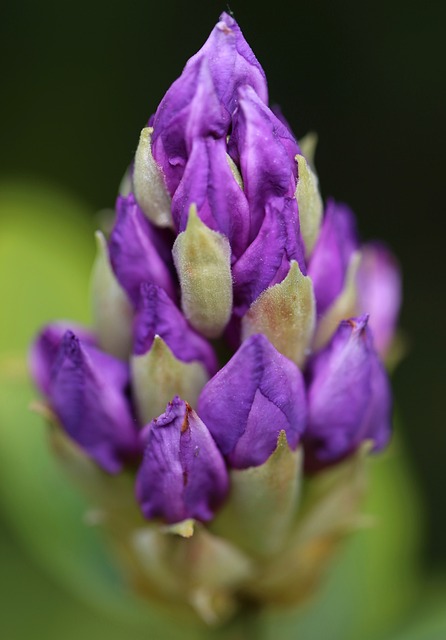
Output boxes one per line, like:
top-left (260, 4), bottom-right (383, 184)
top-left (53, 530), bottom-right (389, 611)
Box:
top-left (0, 181), bottom-right (444, 638)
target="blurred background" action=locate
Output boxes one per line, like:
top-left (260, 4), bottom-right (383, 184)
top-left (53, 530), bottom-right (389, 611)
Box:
top-left (0, 0), bottom-right (445, 638)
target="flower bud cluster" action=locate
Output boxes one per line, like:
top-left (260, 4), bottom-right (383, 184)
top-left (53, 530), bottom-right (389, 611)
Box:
top-left (30, 12), bottom-right (401, 621)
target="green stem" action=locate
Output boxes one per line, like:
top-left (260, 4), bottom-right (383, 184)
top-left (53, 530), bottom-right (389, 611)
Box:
top-left (208, 604), bottom-right (264, 640)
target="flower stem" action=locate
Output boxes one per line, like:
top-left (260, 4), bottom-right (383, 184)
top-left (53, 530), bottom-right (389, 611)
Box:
top-left (209, 604), bottom-right (264, 640)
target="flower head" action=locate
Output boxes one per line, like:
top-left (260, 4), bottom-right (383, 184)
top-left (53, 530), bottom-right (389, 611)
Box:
top-left (30, 11), bottom-right (401, 624)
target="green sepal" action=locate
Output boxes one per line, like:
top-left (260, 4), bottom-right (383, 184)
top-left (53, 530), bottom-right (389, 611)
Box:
top-left (172, 206), bottom-right (233, 338)
top-left (211, 431), bottom-right (303, 558)
top-left (241, 260), bottom-right (316, 368)
top-left (313, 250), bottom-right (361, 350)
top-left (295, 153), bottom-right (323, 258)
top-left (131, 335), bottom-right (209, 424)
top-left (244, 442), bottom-right (371, 605)
top-left (90, 231), bottom-right (133, 360)
top-left (131, 523), bottom-right (253, 625)
top-left (298, 131), bottom-right (318, 170)
top-left (133, 127), bottom-right (173, 228)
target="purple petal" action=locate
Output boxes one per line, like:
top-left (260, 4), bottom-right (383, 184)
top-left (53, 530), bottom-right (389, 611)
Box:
top-left (232, 197), bottom-right (306, 314)
top-left (49, 331), bottom-right (139, 474)
top-left (171, 136), bottom-right (250, 259)
top-left (151, 58), bottom-right (227, 195)
top-left (305, 315), bottom-right (392, 469)
top-left (133, 283), bottom-right (218, 375)
top-left (308, 199), bottom-right (359, 314)
top-left (109, 194), bottom-right (176, 306)
top-left (151, 12), bottom-right (268, 195)
top-left (30, 322), bottom-right (95, 395)
top-left (228, 85), bottom-right (299, 241)
top-left (136, 397), bottom-right (229, 523)
top-left (270, 104), bottom-right (299, 141)
top-left (357, 242), bottom-right (402, 356)
top-left (198, 334), bottom-right (307, 469)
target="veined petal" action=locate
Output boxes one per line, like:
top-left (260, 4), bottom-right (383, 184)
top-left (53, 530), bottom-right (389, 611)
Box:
top-left (198, 334), bottom-right (306, 469)
top-left (30, 322), bottom-right (95, 395)
top-left (229, 85), bottom-right (299, 241)
top-left (308, 199), bottom-right (358, 314)
top-left (357, 242), bottom-right (402, 357)
top-left (232, 197), bottom-right (306, 314)
top-left (109, 194), bottom-right (176, 306)
top-left (136, 397), bottom-right (229, 524)
top-left (133, 282), bottom-right (217, 375)
top-left (49, 331), bottom-right (139, 474)
top-left (151, 58), bottom-right (226, 195)
top-left (305, 315), bottom-right (392, 469)
top-left (151, 12), bottom-right (267, 195)
top-left (172, 137), bottom-right (250, 259)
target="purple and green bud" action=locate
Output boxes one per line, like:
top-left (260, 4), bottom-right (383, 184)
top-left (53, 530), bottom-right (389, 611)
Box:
top-left (34, 329), bottom-right (139, 474)
top-left (308, 199), bottom-right (358, 315)
top-left (305, 315), bottom-right (392, 470)
top-left (150, 12), bottom-right (267, 195)
top-left (136, 397), bottom-right (228, 524)
top-left (109, 194), bottom-right (176, 306)
top-left (357, 242), bottom-right (402, 357)
top-left (28, 11), bottom-right (402, 622)
top-left (198, 334), bottom-right (307, 469)
top-left (30, 322), bottom-right (96, 395)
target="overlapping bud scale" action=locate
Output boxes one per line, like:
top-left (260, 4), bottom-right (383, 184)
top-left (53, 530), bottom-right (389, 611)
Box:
top-left (30, 11), bottom-right (402, 623)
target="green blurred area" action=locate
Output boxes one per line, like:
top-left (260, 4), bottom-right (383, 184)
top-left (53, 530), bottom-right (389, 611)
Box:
top-left (0, 0), bottom-right (445, 636)
top-left (0, 182), bottom-right (443, 638)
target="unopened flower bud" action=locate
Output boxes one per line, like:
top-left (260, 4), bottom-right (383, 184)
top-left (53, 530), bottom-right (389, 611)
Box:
top-left (109, 194), bottom-right (176, 306)
top-left (229, 84), bottom-right (299, 242)
top-left (308, 199), bottom-right (358, 314)
top-left (30, 322), bottom-right (95, 395)
top-left (172, 136), bottom-right (250, 259)
top-left (136, 397), bottom-right (229, 524)
top-left (150, 13), bottom-right (267, 195)
top-left (131, 283), bottom-right (216, 423)
top-left (357, 242), bottom-right (402, 357)
top-left (198, 334), bottom-right (306, 469)
top-left (305, 315), bottom-right (392, 469)
top-left (232, 198), bottom-right (306, 314)
top-left (48, 331), bottom-right (139, 473)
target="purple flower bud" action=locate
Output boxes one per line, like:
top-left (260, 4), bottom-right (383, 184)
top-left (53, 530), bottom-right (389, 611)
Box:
top-left (232, 197), bottom-right (306, 314)
top-left (49, 331), bottom-right (139, 474)
top-left (133, 282), bottom-right (218, 375)
top-left (109, 194), bottom-right (176, 306)
top-left (228, 85), bottom-right (299, 241)
top-left (305, 315), bottom-right (392, 469)
top-left (308, 199), bottom-right (358, 314)
top-left (171, 136), bottom-right (250, 259)
top-left (151, 12), bottom-right (268, 195)
top-left (30, 322), bottom-right (95, 395)
top-left (136, 397), bottom-right (229, 523)
top-left (198, 334), bottom-right (307, 469)
top-left (357, 242), bottom-right (402, 357)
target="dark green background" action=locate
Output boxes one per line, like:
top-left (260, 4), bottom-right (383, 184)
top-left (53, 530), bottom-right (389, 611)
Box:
top-left (1, 0), bottom-right (445, 634)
